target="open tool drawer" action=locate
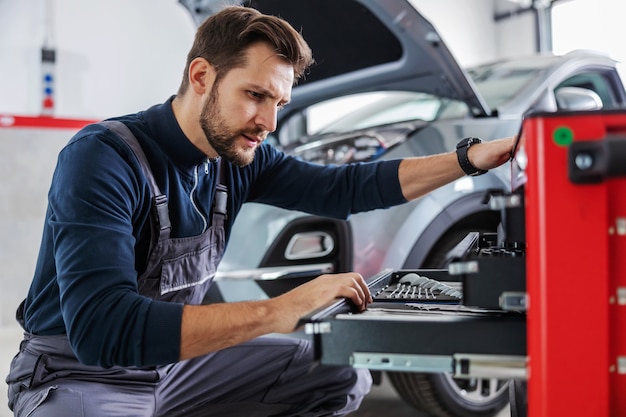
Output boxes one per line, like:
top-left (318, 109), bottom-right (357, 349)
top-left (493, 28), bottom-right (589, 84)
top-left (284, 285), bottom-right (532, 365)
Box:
top-left (302, 268), bottom-right (527, 379)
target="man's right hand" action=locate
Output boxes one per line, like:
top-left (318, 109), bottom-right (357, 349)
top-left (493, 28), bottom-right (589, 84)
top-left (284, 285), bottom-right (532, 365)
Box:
top-left (271, 272), bottom-right (372, 333)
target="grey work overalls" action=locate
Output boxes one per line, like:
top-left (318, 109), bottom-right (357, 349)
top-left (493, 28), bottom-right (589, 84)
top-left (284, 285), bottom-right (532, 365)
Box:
top-left (6, 121), bottom-right (371, 417)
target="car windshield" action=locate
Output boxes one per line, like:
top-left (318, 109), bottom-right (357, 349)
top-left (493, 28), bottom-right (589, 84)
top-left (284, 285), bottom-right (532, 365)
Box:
top-left (295, 55), bottom-right (561, 139)
top-left (467, 55), bottom-right (560, 109)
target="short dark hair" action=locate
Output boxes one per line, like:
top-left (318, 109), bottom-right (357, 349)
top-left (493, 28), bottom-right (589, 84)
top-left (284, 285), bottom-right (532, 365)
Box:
top-left (177, 6), bottom-right (314, 95)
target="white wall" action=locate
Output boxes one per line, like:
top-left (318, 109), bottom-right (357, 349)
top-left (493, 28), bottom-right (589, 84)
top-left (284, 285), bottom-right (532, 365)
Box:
top-left (496, 10), bottom-right (537, 58)
top-left (552, 0), bottom-right (626, 80)
top-left (0, 0), bottom-right (196, 119)
top-left (411, 0), bottom-right (501, 67)
top-left (0, 127), bottom-right (76, 326)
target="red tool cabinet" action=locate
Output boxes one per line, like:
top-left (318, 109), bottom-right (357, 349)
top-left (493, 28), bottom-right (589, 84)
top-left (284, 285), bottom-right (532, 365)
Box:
top-left (523, 110), bottom-right (626, 416)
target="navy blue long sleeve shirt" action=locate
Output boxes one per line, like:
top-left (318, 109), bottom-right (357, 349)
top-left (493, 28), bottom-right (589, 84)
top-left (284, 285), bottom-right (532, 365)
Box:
top-left (22, 97), bottom-right (406, 368)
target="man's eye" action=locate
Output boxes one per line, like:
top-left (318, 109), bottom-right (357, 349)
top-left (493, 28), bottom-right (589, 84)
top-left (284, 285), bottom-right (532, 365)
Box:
top-left (249, 91), bottom-right (263, 99)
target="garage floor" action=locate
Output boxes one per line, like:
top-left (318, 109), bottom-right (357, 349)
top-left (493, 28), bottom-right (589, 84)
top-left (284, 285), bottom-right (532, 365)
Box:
top-left (0, 325), bottom-right (510, 417)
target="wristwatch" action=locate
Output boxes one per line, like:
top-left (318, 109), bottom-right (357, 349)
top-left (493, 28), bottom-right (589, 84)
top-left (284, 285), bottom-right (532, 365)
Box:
top-left (456, 137), bottom-right (487, 176)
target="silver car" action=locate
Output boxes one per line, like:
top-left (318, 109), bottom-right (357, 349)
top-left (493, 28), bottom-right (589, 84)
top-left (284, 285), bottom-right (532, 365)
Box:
top-left (180, 0), bottom-right (626, 416)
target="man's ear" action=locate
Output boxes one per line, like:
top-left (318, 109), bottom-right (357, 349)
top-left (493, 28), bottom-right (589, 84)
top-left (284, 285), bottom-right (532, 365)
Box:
top-left (188, 57), bottom-right (216, 95)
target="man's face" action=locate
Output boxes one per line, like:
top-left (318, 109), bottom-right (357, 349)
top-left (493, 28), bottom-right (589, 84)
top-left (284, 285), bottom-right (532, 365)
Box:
top-left (200, 42), bottom-right (294, 167)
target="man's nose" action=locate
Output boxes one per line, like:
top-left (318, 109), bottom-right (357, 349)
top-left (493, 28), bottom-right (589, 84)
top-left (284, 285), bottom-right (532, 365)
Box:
top-left (255, 104), bottom-right (278, 133)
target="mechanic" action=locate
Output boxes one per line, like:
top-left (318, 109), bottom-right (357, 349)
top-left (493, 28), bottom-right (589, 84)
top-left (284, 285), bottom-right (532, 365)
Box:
top-left (6, 5), bottom-right (515, 417)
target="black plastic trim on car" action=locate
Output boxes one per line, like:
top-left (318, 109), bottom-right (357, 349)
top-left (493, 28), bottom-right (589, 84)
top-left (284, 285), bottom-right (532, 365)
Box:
top-left (256, 216), bottom-right (353, 297)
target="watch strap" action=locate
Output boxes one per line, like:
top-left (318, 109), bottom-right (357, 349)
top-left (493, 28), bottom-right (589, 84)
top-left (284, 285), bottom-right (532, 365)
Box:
top-left (456, 137), bottom-right (487, 176)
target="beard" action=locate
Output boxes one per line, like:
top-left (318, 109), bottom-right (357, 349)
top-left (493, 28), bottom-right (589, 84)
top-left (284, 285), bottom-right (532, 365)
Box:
top-left (199, 86), bottom-right (260, 167)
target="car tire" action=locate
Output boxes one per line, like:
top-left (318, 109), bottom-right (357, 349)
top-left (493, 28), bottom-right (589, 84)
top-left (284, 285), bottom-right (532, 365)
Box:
top-left (388, 372), bottom-right (510, 417)
top-left (388, 226), bottom-right (511, 417)
top-left (508, 380), bottom-right (527, 417)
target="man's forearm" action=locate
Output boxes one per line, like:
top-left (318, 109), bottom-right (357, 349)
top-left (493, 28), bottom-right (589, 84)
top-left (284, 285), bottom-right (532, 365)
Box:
top-left (179, 272), bottom-right (371, 361)
top-left (398, 137), bottom-right (515, 201)
top-left (179, 301), bottom-right (279, 360)
top-left (398, 152), bottom-right (464, 201)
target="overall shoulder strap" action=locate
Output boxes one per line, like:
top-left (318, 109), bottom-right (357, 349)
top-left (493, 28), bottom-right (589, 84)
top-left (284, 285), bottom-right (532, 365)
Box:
top-left (213, 159), bottom-right (228, 218)
top-left (99, 120), bottom-right (171, 236)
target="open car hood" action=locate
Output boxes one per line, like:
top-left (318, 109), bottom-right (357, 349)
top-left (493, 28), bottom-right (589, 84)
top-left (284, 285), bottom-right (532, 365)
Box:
top-left (179, 0), bottom-right (491, 118)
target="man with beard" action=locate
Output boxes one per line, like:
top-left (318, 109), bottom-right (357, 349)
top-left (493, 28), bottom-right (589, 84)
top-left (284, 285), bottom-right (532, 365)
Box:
top-left (6, 5), bottom-right (515, 417)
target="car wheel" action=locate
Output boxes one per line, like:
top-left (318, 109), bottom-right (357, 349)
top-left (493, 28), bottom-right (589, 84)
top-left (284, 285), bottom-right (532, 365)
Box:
top-left (388, 226), bottom-right (511, 417)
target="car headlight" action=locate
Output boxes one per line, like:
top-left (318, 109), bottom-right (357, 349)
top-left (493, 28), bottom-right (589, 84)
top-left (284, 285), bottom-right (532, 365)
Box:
top-left (288, 123), bottom-right (417, 165)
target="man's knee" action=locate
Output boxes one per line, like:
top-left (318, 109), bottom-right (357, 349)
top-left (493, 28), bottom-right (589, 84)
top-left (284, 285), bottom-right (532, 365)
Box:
top-left (340, 367), bottom-right (373, 413)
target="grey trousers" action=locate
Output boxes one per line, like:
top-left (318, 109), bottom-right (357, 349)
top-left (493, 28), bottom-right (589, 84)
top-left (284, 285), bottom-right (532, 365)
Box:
top-left (6, 334), bottom-right (372, 417)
